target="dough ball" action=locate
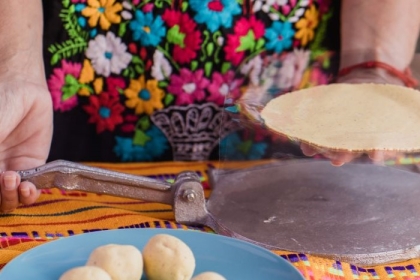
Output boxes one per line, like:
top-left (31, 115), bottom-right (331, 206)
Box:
top-left (86, 244), bottom-right (143, 280)
top-left (143, 234), bottom-right (195, 280)
top-left (192, 272), bottom-right (227, 280)
top-left (59, 266), bottom-right (111, 280)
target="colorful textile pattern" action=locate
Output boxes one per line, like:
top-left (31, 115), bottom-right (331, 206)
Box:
top-left (44, 0), bottom-right (338, 163)
top-left (1, 161), bottom-right (420, 280)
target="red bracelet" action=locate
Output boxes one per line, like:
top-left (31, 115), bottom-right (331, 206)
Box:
top-left (338, 61), bottom-right (419, 88)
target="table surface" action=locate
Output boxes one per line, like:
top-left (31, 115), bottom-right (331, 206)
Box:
top-left (0, 160), bottom-right (419, 280)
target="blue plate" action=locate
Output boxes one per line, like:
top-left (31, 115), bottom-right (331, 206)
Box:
top-left (0, 228), bottom-right (304, 280)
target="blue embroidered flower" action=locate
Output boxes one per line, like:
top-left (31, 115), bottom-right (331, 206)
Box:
top-left (114, 126), bottom-right (169, 161)
top-left (189, 0), bottom-right (241, 33)
top-left (129, 10), bottom-right (166, 46)
top-left (264, 21), bottom-right (295, 53)
top-left (220, 133), bottom-right (267, 160)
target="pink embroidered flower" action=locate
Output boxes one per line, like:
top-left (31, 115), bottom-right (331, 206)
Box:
top-left (48, 60), bottom-right (82, 112)
top-left (162, 10), bottom-right (202, 64)
top-left (83, 92), bottom-right (124, 133)
top-left (224, 16), bottom-right (265, 66)
top-left (167, 69), bottom-right (210, 105)
top-left (207, 71), bottom-right (243, 105)
top-left (106, 76), bottom-right (126, 97)
top-left (316, 0), bottom-right (331, 15)
top-left (310, 66), bottom-right (329, 85)
top-left (71, 0), bottom-right (86, 3)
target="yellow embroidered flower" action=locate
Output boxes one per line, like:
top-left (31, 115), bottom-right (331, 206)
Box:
top-left (124, 76), bottom-right (164, 115)
top-left (93, 77), bottom-right (103, 94)
top-left (82, 0), bottom-right (122, 30)
top-left (295, 5), bottom-right (319, 46)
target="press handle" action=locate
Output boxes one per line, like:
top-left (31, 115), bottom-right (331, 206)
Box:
top-left (17, 160), bottom-right (174, 205)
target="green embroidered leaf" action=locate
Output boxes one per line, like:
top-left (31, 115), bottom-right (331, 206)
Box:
top-left (118, 88), bottom-right (125, 95)
top-left (206, 42), bottom-right (214, 56)
top-left (132, 55), bottom-right (143, 64)
top-left (135, 65), bottom-right (144, 74)
top-left (129, 70), bottom-right (136, 79)
top-left (236, 0), bottom-right (244, 4)
top-left (322, 58), bottom-right (331, 69)
top-left (158, 81), bottom-right (168, 88)
top-left (237, 30), bottom-right (256, 52)
top-left (191, 60), bottom-right (198, 71)
top-left (48, 39), bottom-right (87, 65)
top-left (164, 94), bottom-right (174, 106)
top-left (80, 84), bottom-right (94, 93)
top-left (167, 25), bottom-right (185, 47)
top-left (237, 140), bottom-right (253, 155)
top-left (62, 0), bottom-right (70, 8)
top-left (310, 11), bottom-right (333, 51)
top-left (255, 38), bottom-right (265, 50)
top-left (59, 7), bottom-right (88, 40)
top-left (118, 22), bottom-right (128, 37)
top-left (137, 116), bottom-right (151, 131)
top-left (62, 75), bottom-right (81, 100)
top-left (221, 62), bottom-right (231, 74)
top-left (133, 129), bottom-right (151, 146)
top-left (155, 0), bottom-right (164, 8)
top-left (51, 54), bottom-right (60, 65)
top-left (123, 68), bottom-right (130, 77)
top-left (181, 1), bottom-right (189, 12)
top-left (204, 62), bottom-right (213, 77)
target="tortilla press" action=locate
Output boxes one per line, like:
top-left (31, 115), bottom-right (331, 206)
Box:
top-left (17, 159), bottom-right (420, 266)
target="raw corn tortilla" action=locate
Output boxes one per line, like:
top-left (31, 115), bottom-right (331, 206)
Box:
top-left (260, 83), bottom-right (420, 152)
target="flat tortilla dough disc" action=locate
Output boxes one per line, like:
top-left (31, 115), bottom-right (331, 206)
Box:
top-left (261, 83), bottom-right (420, 152)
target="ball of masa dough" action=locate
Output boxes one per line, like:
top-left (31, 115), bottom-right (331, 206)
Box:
top-left (86, 244), bottom-right (143, 280)
top-left (143, 234), bottom-right (196, 280)
top-left (59, 266), bottom-right (111, 280)
top-left (192, 271), bottom-right (227, 280)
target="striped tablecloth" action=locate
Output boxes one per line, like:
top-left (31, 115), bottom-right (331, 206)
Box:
top-left (0, 161), bottom-right (419, 280)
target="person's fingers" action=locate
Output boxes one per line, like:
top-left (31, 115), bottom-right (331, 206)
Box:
top-left (330, 153), bottom-right (357, 166)
top-left (368, 151), bottom-right (401, 163)
top-left (0, 171), bottom-right (20, 213)
top-left (18, 181), bottom-right (40, 205)
top-left (300, 143), bottom-right (318, 156)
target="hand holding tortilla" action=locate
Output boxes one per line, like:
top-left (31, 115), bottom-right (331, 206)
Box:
top-left (261, 83), bottom-right (420, 165)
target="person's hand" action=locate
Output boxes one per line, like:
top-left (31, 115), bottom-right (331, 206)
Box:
top-left (300, 67), bottom-right (405, 166)
top-left (0, 78), bottom-right (53, 212)
top-left (300, 143), bottom-right (400, 166)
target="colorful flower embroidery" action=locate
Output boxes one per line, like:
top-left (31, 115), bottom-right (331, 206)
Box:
top-left (83, 92), bottom-right (124, 133)
top-left (48, 60), bottom-right (82, 112)
top-left (114, 126), bottom-right (168, 161)
top-left (207, 70), bottom-right (243, 105)
top-left (47, 0), bottom-right (336, 162)
top-left (86, 32), bottom-right (132, 77)
top-left (162, 10), bottom-right (202, 64)
top-left (295, 5), bottom-right (319, 46)
top-left (265, 21), bottom-right (295, 53)
top-left (129, 10), bottom-right (166, 47)
top-left (167, 69), bottom-right (210, 105)
top-left (124, 76), bottom-right (164, 115)
top-left (189, 0), bottom-right (241, 33)
top-left (81, 0), bottom-right (122, 30)
top-left (224, 16), bottom-right (265, 66)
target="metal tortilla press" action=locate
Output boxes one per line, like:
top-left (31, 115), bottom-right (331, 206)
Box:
top-left (18, 159), bottom-right (420, 266)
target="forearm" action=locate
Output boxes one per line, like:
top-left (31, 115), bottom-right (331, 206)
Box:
top-left (0, 0), bottom-right (45, 84)
top-left (340, 0), bottom-right (420, 71)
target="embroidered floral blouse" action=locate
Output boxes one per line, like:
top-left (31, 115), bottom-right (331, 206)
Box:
top-left (43, 0), bottom-right (339, 162)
